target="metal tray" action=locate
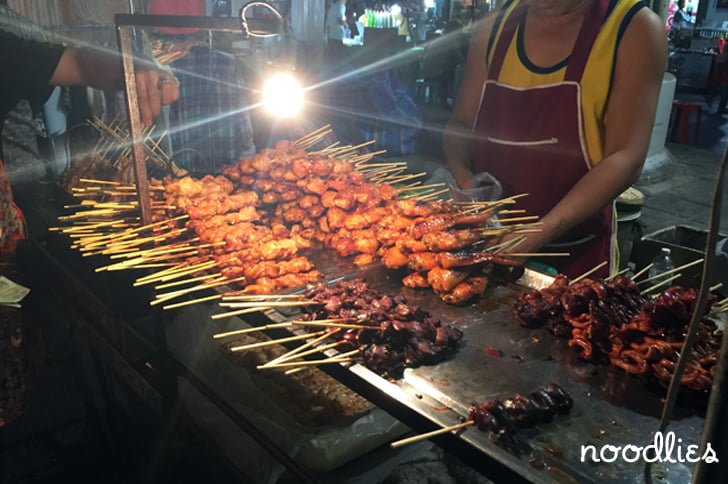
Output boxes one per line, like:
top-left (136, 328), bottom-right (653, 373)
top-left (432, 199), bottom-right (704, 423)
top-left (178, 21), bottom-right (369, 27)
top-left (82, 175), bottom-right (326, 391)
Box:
top-left (254, 261), bottom-right (703, 483)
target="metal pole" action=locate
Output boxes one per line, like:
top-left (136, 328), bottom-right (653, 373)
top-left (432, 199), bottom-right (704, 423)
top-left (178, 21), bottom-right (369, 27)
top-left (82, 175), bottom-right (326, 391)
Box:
top-left (693, 147), bottom-right (728, 483)
top-left (117, 25), bottom-right (154, 225)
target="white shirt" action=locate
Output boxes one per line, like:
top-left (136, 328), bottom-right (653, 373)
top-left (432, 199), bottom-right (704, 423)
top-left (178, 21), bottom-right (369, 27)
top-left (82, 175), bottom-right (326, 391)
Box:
top-left (326, 2), bottom-right (346, 40)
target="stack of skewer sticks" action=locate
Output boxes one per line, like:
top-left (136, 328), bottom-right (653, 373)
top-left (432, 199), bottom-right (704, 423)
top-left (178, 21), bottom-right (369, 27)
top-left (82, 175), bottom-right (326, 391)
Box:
top-left (214, 315), bottom-right (369, 373)
top-left (52, 126), bottom-right (561, 315)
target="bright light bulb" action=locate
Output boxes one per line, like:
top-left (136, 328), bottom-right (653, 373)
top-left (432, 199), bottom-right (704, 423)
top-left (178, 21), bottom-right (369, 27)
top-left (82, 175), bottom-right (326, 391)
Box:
top-left (262, 72), bottom-right (304, 118)
top-left (424, 0), bottom-right (436, 8)
top-left (390, 4), bottom-right (402, 15)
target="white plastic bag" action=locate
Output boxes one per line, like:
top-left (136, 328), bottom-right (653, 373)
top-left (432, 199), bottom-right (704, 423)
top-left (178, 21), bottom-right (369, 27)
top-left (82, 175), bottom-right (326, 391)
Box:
top-left (441, 169), bottom-right (502, 202)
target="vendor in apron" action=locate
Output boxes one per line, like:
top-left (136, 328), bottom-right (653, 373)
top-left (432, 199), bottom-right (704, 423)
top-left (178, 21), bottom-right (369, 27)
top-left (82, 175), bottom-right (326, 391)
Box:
top-left (0, 4), bottom-right (179, 254)
top-left (444, 0), bottom-right (666, 279)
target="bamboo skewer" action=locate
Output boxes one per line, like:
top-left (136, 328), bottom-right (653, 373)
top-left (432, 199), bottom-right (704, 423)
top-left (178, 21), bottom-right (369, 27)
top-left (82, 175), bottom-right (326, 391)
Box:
top-left (262, 341), bottom-right (347, 366)
top-left (211, 306), bottom-right (274, 320)
top-left (79, 178), bottom-right (121, 186)
top-left (133, 260), bottom-right (217, 286)
top-left (219, 301), bottom-right (317, 309)
top-left (489, 235), bottom-right (528, 254)
top-left (263, 331), bottom-right (340, 367)
top-left (222, 294), bottom-right (306, 301)
top-left (710, 283), bottom-right (723, 293)
top-left (396, 183), bottom-right (447, 193)
top-left (632, 263), bottom-right (654, 281)
top-left (636, 258), bottom-right (704, 286)
top-left (291, 320), bottom-right (374, 330)
top-left (642, 273), bottom-right (683, 295)
top-left (213, 322), bottom-right (295, 339)
top-left (256, 357), bottom-right (354, 370)
top-left (504, 252), bottom-right (571, 258)
top-left (162, 294), bottom-right (225, 310)
top-left (570, 261), bottom-right (609, 285)
top-left (491, 216), bottom-right (540, 224)
top-left (605, 267), bottom-right (631, 281)
top-left (390, 420), bottom-right (475, 448)
top-left (411, 188), bottom-right (450, 202)
top-left (155, 273), bottom-right (224, 290)
top-left (153, 275), bottom-right (242, 299)
top-left (230, 331), bottom-right (327, 352)
top-left (271, 347), bottom-right (363, 373)
top-left (294, 125), bottom-right (331, 145)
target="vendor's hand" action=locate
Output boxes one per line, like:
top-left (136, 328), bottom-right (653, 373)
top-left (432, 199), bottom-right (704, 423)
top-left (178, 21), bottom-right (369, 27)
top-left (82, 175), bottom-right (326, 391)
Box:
top-left (135, 70), bottom-right (179, 126)
top-left (493, 231), bottom-right (545, 258)
top-left (452, 168), bottom-right (475, 190)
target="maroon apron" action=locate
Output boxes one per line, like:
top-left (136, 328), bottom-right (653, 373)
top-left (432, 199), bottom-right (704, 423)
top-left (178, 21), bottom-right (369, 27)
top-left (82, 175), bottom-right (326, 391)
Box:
top-left (472, 0), bottom-right (613, 279)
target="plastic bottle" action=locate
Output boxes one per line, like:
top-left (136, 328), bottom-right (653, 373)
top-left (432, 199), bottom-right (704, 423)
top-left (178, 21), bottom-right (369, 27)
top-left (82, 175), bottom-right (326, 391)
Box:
top-left (647, 248), bottom-right (676, 284)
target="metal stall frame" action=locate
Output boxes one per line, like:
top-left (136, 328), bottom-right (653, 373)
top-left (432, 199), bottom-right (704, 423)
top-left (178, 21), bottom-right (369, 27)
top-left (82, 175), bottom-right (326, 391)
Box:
top-left (115, 9), bottom-right (283, 225)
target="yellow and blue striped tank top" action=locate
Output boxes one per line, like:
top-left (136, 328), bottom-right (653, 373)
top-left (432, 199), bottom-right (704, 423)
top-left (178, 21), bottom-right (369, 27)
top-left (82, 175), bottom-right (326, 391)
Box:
top-left (486, 0), bottom-right (647, 166)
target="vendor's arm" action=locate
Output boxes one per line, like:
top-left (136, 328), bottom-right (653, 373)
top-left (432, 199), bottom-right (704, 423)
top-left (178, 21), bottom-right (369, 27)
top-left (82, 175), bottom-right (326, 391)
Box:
top-left (518, 8), bottom-right (668, 252)
top-left (51, 48), bottom-right (179, 126)
top-left (443, 16), bottom-right (496, 189)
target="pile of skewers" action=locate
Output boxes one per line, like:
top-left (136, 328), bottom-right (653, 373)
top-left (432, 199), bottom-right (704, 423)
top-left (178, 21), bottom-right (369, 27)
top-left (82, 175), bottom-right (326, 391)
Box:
top-left (53, 125), bottom-right (549, 310)
top-left (513, 259), bottom-right (726, 392)
top-left (390, 383), bottom-right (573, 452)
top-left (213, 279), bottom-right (463, 378)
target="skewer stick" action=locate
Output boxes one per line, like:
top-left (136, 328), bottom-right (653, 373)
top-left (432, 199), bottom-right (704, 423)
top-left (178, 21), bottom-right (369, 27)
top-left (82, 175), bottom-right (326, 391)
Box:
top-left (642, 273), bottom-right (683, 295)
top-left (491, 216), bottom-right (540, 224)
top-left (389, 421), bottom-right (475, 448)
top-left (348, 149), bottom-right (387, 163)
top-left (710, 283), bottom-right (723, 293)
top-left (219, 300), bottom-right (316, 309)
top-left (631, 263), bottom-right (654, 281)
top-left (291, 321), bottom-right (374, 330)
top-left (109, 240), bottom-right (220, 260)
top-left (135, 262), bottom-right (177, 268)
top-left (489, 235), bottom-right (528, 254)
top-left (396, 183), bottom-right (447, 193)
top-left (263, 340), bottom-right (347, 366)
top-left (381, 172), bottom-right (427, 185)
top-left (335, 139), bottom-right (376, 155)
top-left (212, 322), bottom-right (295, 339)
top-left (222, 294), bottom-right (305, 301)
top-left (152, 276), bottom-right (246, 306)
top-left (211, 306), bottom-right (274, 320)
top-left (263, 330), bottom-right (340, 366)
top-left (256, 356), bottom-right (354, 370)
top-left (263, 347), bottom-right (361, 372)
top-left (358, 162), bottom-right (407, 171)
top-left (230, 331), bottom-right (327, 352)
top-left (134, 260), bottom-right (217, 286)
top-left (498, 209), bottom-right (528, 215)
top-left (162, 294), bottom-right (224, 310)
top-left (284, 367), bottom-right (308, 375)
top-left (636, 258), bottom-right (704, 285)
top-left (605, 267), bottom-right (631, 281)
top-left (294, 125), bottom-right (331, 144)
top-left (411, 188), bottom-right (451, 201)
top-left (155, 273), bottom-right (224, 290)
top-left (504, 252), bottom-right (571, 258)
top-left (108, 214), bottom-right (188, 240)
top-left (79, 178), bottom-right (121, 185)
top-left (570, 261), bottom-right (609, 285)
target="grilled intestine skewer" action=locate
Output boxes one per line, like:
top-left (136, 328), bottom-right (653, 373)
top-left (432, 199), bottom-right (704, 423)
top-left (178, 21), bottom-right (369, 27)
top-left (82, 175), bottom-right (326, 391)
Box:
top-left (389, 383), bottom-right (573, 450)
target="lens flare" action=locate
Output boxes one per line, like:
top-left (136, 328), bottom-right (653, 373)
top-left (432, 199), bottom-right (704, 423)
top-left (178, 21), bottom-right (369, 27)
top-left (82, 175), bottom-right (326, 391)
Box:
top-left (262, 72), bottom-right (304, 118)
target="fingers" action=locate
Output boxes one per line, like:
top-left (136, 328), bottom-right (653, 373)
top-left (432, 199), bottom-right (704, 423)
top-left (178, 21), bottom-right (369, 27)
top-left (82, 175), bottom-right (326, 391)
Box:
top-left (136, 72), bottom-right (152, 126)
top-left (146, 70), bottom-right (161, 120)
top-left (136, 70), bottom-right (179, 126)
top-left (160, 75), bottom-right (180, 105)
